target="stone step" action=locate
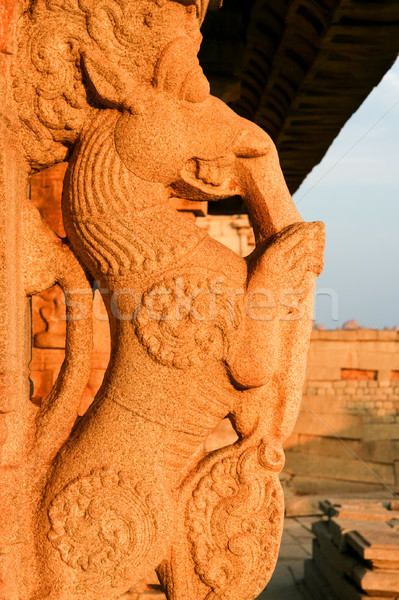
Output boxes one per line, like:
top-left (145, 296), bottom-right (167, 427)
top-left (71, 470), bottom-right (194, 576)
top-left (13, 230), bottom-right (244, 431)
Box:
top-left (313, 522), bottom-right (399, 596)
top-left (302, 559), bottom-right (339, 600)
top-left (313, 542), bottom-right (396, 600)
top-left (285, 452), bottom-right (395, 485)
top-left (289, 475), bottom-right (385, 496)
top-left (294, 412), bottom-right (363, 439)
top-left (291, 435), bottom-right (364, 461)
top-left (320, 499), bottom-right (396, 521)
top-left (325, 518), bottom-right (399, 565)
top-left (363, 424), bottom-right (399, 442)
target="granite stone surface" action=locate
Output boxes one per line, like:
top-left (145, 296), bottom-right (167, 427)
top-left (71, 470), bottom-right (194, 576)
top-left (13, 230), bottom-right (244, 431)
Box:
top-left (0, 1), bottom-right (324, 598)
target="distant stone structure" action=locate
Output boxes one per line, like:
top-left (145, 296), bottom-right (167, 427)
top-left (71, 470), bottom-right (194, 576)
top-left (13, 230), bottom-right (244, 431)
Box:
top-left (286, 328), bottom-right (399, 496)
top-left (302, 499), bottom-right (399, 599)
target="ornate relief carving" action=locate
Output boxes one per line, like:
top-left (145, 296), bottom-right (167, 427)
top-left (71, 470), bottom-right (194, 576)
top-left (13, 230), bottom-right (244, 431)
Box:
top-left (135, 272), bottom-right (244, 369)
top-left (1, 1), bottom-right (325, 599)
top-left (186, 441), bottom-right (285, 599)
top-left (12, 0), bottom-right (214, 169)
top-left (48, 469), bottom-right (164, 587)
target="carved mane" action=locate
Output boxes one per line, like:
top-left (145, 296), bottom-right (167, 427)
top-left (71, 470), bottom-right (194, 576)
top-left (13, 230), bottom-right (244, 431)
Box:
top-left (63, 109), bottom-right (207, 278)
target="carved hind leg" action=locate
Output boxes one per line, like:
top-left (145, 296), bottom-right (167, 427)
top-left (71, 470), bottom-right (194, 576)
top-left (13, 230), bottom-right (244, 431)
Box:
top-left (157, 438), bottom-right (285, 600)
top-left (35, 468), bottom-right (174, 600)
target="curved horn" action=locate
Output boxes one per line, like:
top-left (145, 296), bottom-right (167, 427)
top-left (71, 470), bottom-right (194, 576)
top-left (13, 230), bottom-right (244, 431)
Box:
top-left (82, 50), bottom-right (144, 114)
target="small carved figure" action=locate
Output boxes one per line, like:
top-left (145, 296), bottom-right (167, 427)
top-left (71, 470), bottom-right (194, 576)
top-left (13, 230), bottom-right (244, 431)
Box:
top-left (33, 286), bottom-right (66, 349)
top-left (3, 1), bottom-right (324, 599)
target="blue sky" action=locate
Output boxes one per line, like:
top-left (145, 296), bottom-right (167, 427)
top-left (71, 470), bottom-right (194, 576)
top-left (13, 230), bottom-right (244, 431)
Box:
top-left (294, 59), bottom-right (399, 329)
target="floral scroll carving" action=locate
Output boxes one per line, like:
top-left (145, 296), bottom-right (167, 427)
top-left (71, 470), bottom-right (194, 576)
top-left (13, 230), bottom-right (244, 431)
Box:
top-left (186, 441), bottom-right (285, 600)
top-left (0, 1), bottom-right (325, 600)
top-left (135, 272), bottom-right (244, 369)
top-left (48, 469), bottom-right (172, 587)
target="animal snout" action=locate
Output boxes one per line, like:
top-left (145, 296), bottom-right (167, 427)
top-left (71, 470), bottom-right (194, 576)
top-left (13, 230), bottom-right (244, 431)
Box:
top-left (233, 129), bottom-right (272, 159)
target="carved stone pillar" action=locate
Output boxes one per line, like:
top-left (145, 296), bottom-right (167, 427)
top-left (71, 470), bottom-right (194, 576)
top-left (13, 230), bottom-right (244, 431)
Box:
top-left (0, 2), bottom-right (324, 599)
top-left (0, 5), bottom-right (94, 597)
top-left (0, 4), bottom-right (35, 595)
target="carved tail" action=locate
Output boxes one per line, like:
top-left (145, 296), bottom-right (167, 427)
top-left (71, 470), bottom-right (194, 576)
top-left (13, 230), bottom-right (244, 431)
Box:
top-left (157, 435), bottom-right (285, 600)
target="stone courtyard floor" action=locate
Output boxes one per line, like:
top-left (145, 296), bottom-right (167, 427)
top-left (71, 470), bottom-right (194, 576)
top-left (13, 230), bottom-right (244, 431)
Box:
top-left (257, 516), bottom-right (314, 600)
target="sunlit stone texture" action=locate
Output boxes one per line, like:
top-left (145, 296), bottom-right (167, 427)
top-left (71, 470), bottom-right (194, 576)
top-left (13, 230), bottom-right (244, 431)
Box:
top-left (0, 1), bottom-right (324, 599)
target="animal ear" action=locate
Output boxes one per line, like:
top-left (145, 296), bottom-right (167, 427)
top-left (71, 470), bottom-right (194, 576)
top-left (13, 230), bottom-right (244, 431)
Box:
top-left (82, 50), bottom-right (143, 113)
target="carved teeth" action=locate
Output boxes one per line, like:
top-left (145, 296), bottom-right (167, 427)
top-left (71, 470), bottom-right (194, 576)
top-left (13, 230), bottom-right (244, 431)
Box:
top-left (196, 159), bottom-right (232, 187)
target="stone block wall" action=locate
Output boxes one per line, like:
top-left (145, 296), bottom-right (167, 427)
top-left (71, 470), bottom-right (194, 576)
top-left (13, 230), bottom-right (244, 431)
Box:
top-left (305, 377), bottom-right (399, 423)
top-left (284, 329), bottom-right (399, 497)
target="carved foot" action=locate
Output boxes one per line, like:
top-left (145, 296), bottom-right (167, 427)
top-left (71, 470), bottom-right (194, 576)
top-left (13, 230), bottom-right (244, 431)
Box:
top-left (158, 439), bottom-right (285, 600)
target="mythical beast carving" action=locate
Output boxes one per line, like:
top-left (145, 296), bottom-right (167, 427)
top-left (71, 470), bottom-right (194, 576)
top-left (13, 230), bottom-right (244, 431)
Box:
top-left (0, 1), bottom-right (324, 599)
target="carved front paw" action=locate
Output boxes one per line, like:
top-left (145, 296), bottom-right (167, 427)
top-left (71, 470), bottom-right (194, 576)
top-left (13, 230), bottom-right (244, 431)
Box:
top-left (248, 221), bottom-right (325, 299)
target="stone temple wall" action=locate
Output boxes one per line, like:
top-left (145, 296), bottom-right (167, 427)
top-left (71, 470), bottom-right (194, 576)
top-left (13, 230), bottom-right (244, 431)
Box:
top-left (284, 329), bottom-right (399, 497)
top-left (30, 166), bottom-right (399, 498)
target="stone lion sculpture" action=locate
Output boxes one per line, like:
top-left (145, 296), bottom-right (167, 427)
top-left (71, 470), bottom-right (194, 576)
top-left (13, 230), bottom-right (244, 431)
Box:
top-left (1, 1), bottom-right (324, 599)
